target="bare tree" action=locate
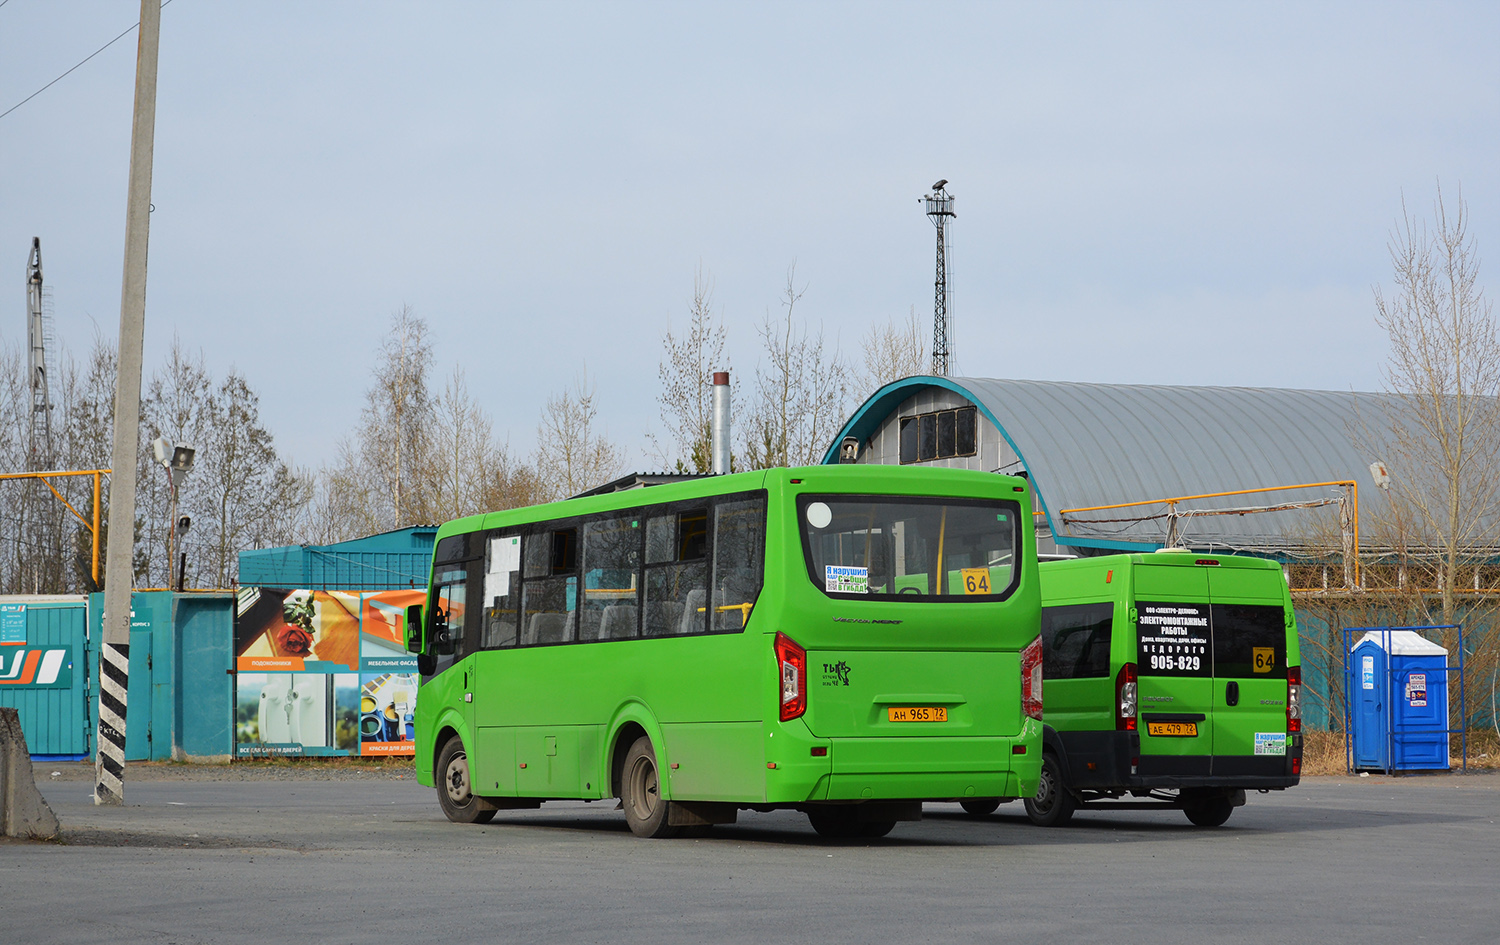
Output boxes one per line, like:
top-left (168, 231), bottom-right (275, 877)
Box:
top-left (742, 264), bottom-right (850, 469)
top-left (535, 370), bottom-right (624, 501)
top-left (139, 340), bottom-right (215, 587)
top-left (328, 305), bottom-right (437, 534)
top-left (1373, 185), bottom-right (1500, 626)
top-left (195, 371), bottom-right (311, 587)
top-left (860, 306), bottom-right (928, 396)
top-left (649, 265), bottom-right (736, 473)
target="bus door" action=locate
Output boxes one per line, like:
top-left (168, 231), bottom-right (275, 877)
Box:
top-left (1205, 569), bottom-right (1290, 774)
top-left (1133, 565), bottom-right (1213, 776)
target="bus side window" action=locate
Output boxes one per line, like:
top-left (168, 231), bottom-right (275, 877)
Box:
top-left (483, 533), bottom-right (522, 648)
top-left (712, 496), bottom-right (766, 631)
top-left (644, 509), bottom-right (708, 636)
top-left (521, 527), bottom-right (578, 645)
top-left (1040, 603), bottom-right (1114, 680)
top-left (581, 516), bottom-right (641, 642)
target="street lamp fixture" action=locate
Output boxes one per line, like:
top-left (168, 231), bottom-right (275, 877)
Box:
top-left (152, 437), bottom-right (196, 590)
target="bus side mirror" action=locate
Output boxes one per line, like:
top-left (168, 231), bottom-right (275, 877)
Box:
top-left (405, 604), bottom-right (424, 653)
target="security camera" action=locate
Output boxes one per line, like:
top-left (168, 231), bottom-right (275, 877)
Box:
top-left (839, 436), bottom-right (859, 464)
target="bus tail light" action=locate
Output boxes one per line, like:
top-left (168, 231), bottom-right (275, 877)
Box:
top-left (1116, 662), bottom-right (1137, 731)
top-left (1020, 636), bottom-right (1043, 721)
top-left (775, 633), bottom-right (807, 722)
top-left (1287, 665), bottom-right (1302, 733)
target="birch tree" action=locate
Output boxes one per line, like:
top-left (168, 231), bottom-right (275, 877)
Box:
top-left (649, 266), bottom-right (735, 473)
top-left (535, 371), bottom-right (624, 501)
top-left (1373, 186), bottom-right (1500, 625)
top-left (742, 265), bottom-right (850, 469)
top-left (860, 307), bottom-right (928, 395)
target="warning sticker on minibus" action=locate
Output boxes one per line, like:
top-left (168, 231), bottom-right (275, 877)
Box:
top-left (825, 565), bottom-right (869, 594)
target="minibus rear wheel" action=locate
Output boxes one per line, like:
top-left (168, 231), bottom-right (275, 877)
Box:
top-left (1183, 795), bottom-right (1234, 827)
top-left (1024, 753), bottom-right (1075, 827)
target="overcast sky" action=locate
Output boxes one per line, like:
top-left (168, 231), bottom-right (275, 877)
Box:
top-left (3, 1), bottom-right (1497, 471)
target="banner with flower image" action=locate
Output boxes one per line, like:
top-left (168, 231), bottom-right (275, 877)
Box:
top-left (234, 587), bottom-right (423, 757)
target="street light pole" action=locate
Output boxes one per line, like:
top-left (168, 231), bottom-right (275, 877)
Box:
top-left (97, 0), bottom-right (162, 807)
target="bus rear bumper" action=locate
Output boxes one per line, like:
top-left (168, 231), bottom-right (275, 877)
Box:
top-left (788, 734), bottom-right (1040, 803)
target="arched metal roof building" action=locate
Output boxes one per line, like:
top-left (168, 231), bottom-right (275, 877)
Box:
top-left (823, 376), bottom-right (1400, 558)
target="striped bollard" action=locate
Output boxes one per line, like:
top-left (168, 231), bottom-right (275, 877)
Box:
top-left (94, 642), bottom-right (129, 805)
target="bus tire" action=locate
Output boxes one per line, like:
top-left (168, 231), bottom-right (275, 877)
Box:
top-left (437, 735), bottom-right (498, 825)
top-left (806, 806), bottom-right (860, 839)
top-left (622, 736), bottom-right (680, 839)
top-left (960, 799), bottom-right (1002, 817)
top-left (858, 820), bottom-right (897, 838)
top-left (1183, 797), bottom-right (1234, 827)
top-left (1024, 753), bottom-right (1075, 827)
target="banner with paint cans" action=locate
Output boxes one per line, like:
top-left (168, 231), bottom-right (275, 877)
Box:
top-left (234, 588), bottom-right (423, 758)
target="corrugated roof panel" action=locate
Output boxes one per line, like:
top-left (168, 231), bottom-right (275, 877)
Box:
top-left (826, 376), bottom-right (1486, 553)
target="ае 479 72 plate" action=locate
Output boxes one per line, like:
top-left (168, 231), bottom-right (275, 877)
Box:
top-left (888, 706), bottom-right (948, 723)
top-left (1146, 721), bottom-right (1197, 737)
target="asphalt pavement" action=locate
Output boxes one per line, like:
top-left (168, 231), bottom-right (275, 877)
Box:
top-left (2, 767), bottom-right (1495, 945)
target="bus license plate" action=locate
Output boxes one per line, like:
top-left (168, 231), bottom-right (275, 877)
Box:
top-left (888, 707), bottom-right (947, 723)
top-left (1147, 721), bottom-right (1197, 737)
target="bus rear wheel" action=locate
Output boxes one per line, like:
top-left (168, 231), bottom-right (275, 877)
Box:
top-left (1024, 753), bottom-right (1075, 827)
top-left (622, 736), bottom-right (680, 838)
top-left (437, 736), bottom-right (497, 824)
top-left (1183, 796), bottom-right (1234, 827)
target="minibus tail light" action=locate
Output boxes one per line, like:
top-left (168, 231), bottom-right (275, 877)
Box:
top-left (1020, 636), bottom-right (1043, 721)
top-left (1287, 665), bottom-right (1302, 733)
top-left (1116, 662), bottom-right (1137, 731)
top-left (775, 633), bottom-right (807, 722)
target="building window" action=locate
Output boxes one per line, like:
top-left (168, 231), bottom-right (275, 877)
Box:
top-left (899, 406), bottom-right (979, 464)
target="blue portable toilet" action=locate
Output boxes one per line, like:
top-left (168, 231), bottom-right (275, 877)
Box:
top-left (1350, 630), bottom-right (1450, 772)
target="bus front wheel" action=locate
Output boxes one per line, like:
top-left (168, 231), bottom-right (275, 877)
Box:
top-left (622, 736), bottom-right (680, 839)
top-left (437, 736), bottom-right (498, 825)
top-left (1023, 753), bottom-right (1075, 827)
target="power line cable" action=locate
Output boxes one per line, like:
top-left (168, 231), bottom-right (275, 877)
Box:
top-left (0, 0), bottom-right (175, 122)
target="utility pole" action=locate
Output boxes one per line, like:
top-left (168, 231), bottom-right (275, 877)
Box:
top-left (96, 0), bottom-right (162, 807)
top-left (922, 180), bottom-right (955, 376)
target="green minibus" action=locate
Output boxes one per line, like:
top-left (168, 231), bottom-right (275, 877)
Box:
top-left (408, 465), bottom-right (1043, 838)
top-left (1023, 552), bottom-right (1301, 827)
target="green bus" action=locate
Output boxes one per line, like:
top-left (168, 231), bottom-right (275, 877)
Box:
top-left (1026, 552), bottom-right (1302, 827)
top-left (407, 464), bottom-right (1044, 838)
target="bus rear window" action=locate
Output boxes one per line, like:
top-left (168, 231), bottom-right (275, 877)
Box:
top-left (799, 495), bottom-right (1020, 601)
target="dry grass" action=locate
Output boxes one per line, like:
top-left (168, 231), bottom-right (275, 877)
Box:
top-left (1300, 727), bottom-right (1500, 775)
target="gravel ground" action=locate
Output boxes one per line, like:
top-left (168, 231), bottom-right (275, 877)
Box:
top-left (37, 757), bottom-right (418, 782)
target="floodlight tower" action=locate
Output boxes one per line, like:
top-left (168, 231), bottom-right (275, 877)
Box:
top-left (923, 181), bottom-right (955, 376)
top-left (26, 237), bottom-right (53, 466)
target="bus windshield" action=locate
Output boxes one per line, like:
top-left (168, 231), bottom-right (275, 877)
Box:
top-left (799, 494), bottom-right (1020, 601)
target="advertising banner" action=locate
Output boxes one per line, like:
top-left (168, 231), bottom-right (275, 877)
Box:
top-left (235, 588), bottom-right (423, 758)
top-left (1, 602), bottom-right (25, 644)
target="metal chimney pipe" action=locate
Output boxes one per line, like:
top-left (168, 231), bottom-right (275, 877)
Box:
top-left (711, 371), bottom-right (731, 475)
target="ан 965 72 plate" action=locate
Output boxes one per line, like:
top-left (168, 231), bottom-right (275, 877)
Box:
top-left (887, 707), bottom-right (947, 723)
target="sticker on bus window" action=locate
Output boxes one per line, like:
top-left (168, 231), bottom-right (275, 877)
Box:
top-left (825, 565), bottom-right (868, 594)
top-left (1135, 602), bottom-right (1210, 677)
top-left (1252, 646), bottom-right (1275, 673)
top-left (489, 536), bottom-right (520, 574)
top-left (960, 567), bottom-right (991, 595)
top-left (1254, 732), bottom-right (1286, 755)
